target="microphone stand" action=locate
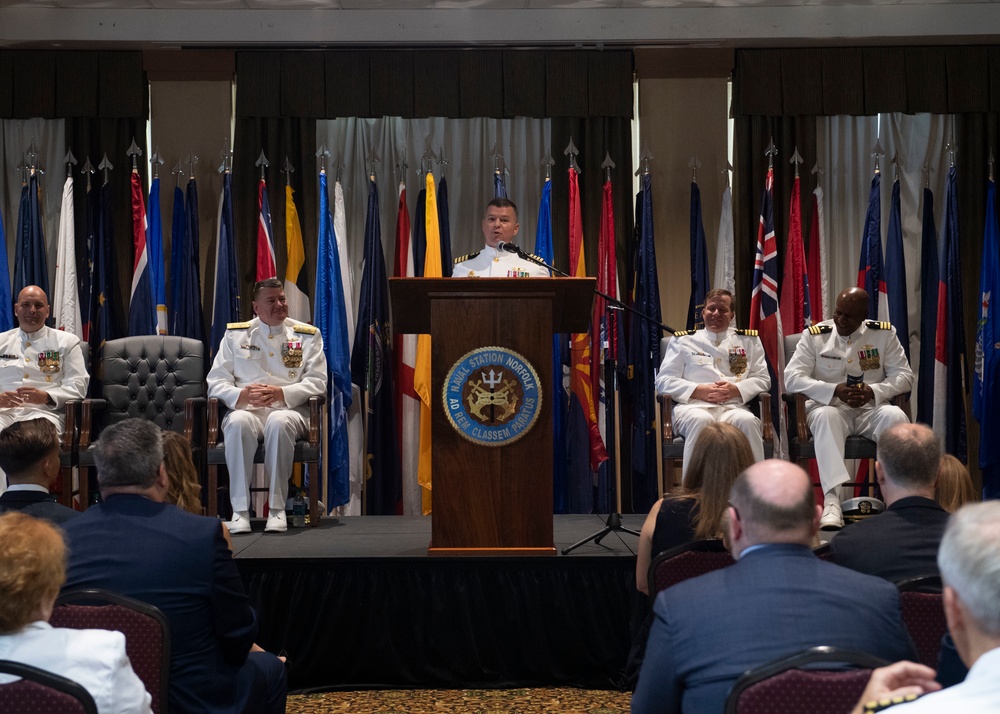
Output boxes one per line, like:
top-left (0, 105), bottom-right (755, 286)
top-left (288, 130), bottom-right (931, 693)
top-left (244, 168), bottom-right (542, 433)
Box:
top-left (503, 245), bottom-right (673, 553)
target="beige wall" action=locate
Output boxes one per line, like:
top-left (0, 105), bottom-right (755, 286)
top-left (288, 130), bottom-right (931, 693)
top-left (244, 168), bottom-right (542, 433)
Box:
top-left (638, 77), bottom-right (730, 334)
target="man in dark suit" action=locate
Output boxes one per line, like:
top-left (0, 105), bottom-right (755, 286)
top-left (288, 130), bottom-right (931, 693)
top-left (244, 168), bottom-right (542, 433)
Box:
top-left (830, 422), bottom-right (949, 583)
top-left (631, 460), bottom-right (916, 714)
top-left (62, 418), bottom-right (286, 714)
top-left (0, 418), bottom-right (78, 524)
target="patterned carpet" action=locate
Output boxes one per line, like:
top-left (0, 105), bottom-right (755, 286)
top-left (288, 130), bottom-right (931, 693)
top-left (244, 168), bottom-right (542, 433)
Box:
top-left (286, 687), bottom-right (631, 713)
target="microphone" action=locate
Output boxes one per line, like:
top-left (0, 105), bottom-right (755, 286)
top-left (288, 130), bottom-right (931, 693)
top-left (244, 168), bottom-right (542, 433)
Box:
top-left (496, 241), bottom-right (521, 254)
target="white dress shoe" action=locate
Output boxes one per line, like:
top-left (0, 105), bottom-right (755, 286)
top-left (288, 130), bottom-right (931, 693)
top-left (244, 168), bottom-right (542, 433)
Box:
top-left (265, 510), bottom-right (288, 533)
top-left (227, 511), bottom-right (252, 535)
top-left (820, 493), bottom-right (844, 530)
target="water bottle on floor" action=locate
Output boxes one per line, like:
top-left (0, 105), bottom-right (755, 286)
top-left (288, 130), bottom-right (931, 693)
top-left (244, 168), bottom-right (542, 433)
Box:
top-left (291, 490), bottom-right (306, 528)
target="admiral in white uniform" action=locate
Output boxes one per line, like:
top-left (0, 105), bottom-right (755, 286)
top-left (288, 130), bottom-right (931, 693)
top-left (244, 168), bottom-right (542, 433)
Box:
top-left (655, 289), bottom-right (770, 482)
top-left (452, 198), bottom-right (549, 278)
top-left (0, 286), bottom-right (88, 490)
top-left (207, 279), bottom-right (327, 534)
top-left (785, 287), bottom-right (913, 528)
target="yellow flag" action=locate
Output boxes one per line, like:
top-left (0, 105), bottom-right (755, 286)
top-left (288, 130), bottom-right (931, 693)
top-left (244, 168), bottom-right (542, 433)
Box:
top-left (414, 172), bottom-right (441, 514)
top-left (284, 185), bottom-right (310, 322)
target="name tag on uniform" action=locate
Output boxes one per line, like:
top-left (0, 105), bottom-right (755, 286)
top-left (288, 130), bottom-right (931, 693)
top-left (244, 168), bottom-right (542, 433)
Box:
top-left (819, 352), bottom-right (842, 360)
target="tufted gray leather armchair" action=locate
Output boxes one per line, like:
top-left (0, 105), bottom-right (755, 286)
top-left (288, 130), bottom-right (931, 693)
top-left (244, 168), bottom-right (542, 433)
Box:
top-left (79, 336), bottom-right (205, 508)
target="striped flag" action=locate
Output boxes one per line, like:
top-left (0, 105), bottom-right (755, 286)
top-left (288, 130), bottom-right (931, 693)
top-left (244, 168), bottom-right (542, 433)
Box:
top-left (414, 172), bottom-right (441, 514)
top-left (210, 172), bottom-right (240, 361)
top-left (934, 166), bottom-right (968, 460)
top-left (255, 178), bottom-right (277, 281)
top-left (392, 181), bottom-right (421, 515)
top-left (857, 173), bottom-right (889, 320)
top-left (127, 168), bottom-right (156, 336)
top-left (749, 166), bottom-right (786, 459)
top-left (885, 177), bottom-right (910, 360)
top-left (916, 186), bottom-right (939, 426)
top-left (53, 174), bottom-right (80, 336)
top-left (713, 184), bottom-right (735, 295)
top-left (806, 184), bottom-right (829, 322)
top-left (779, 174), bottom-right (811, 334)
top-left (975, 177), bottom-right (1000, 497)
top-left (148, 176), bottom-right (167, 334)
top-left (283, 184), bottom-right (310, 322)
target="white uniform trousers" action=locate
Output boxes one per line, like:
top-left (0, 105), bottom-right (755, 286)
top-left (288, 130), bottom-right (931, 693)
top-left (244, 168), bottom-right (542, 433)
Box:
top-left (222, 407), bottom-right (308, 513)
top-left (673, 404), bottom-right (765, 485)
top-left (805, 402), bottom-right (909, 493)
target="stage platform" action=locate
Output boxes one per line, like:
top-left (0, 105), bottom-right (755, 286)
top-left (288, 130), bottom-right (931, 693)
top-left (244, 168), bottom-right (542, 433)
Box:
top-left (233, 514), bottom-right (643, 692)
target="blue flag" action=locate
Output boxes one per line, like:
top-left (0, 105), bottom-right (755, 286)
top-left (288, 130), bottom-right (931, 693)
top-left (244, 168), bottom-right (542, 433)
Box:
top-left (494, 170), bottom-right (507, 199)
top-left (0, 203), bottom-right (13, 330)
top-left (535, 179), bottom-right (568, 513)
top-left (975, 179), bottom-right (999, 496)
top-left (14, 173), bottom-right (49, 300)
top-left (885, 178), bottom-right (909, 361)
top-left (628, 174), bottom-right (662, 512)
top-left (210, 173), bottom-right (240, 362)
top-left (148, 177), bottom-right (167, 333)
top-left (857, 173), bottom-right (885, 319)
top-left (350, 179), bottom-right (401, 514)
top-left (88, 180), bottom-right (119, 393)
top-left (686, 181), bottom-right (710, 330)
top-left (411, 188), bottom-right (426, 277)
top-left (936, 166), bottom-right (967, 460)
top-left (916, 187), bottom-right (939, 426)
top-left (437, 176), bottom-right (453, 272)
top-left (315, 170), bottom-right (354, 511)
top-left (170, 179), bottom-right (206, 343)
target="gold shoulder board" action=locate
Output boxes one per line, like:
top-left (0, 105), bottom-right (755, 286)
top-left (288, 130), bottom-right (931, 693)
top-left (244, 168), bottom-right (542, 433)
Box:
top-left (673, 330), bottom-right (692, 337)
top-left (865, 320), bottom-right (891, 330)
top-left (453, 251), bottom-right (481, 264)
top-left (736, 329), bottom-right (759, 337)
top-left (293, 324), bottom-right (318, 335)
top-left (808, 325), bottom-right (832, 335)
top-left (227, 322), bottom-right (252, 330)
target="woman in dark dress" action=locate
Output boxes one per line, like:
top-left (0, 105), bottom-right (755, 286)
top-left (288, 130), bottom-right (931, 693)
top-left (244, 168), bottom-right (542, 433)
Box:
top-left (635, 422), bottom-right (754, 594)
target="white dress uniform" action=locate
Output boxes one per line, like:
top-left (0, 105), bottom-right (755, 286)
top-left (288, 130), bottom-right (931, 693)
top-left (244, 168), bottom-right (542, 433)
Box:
top-left (206, 317), bottom-right (327, 513)
top-left (784, 319), bottom-right (913, 493)
top-left (655, 325), bottom-right (770, 481)
top-left (451, 244), bottom-right (550, 277)
top-left (0, 324), bottom-right (89, 432)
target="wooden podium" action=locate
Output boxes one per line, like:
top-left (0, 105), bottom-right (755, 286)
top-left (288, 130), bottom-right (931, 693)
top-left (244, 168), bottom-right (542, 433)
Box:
top-left (390, 277), bottom-right (595, 556)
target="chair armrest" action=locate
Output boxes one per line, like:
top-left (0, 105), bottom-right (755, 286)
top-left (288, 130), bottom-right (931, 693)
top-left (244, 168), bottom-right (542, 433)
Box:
top-left (61, 399), bottom-right (82, 449)
top-left (893, 392), bottom-right (912, 420)
top-left (782, 392), bottom-right (810, 441)
top-left (658, 393), bottom-right (674, 442)
top-left (757, 393), bottom-right (773, 445)
top-left (79, 399), bottom-right (107, 449)
top-left (183, 397), bottom-right (207, 444)
top-left (207, 398), bottom-right (220, 447)
top-left (307, 394), bottom-right (327, 447)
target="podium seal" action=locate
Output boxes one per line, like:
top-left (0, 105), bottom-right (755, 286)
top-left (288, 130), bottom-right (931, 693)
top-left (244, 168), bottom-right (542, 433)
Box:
top-left (442, 346), bottom-right (543, 447)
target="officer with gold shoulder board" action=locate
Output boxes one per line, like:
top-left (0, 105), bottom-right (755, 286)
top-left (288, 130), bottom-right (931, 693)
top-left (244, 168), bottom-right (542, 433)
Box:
top-left (452, 198), bottom-right (549, 277)
top-left (654, 288), bottom-right (770, 483)
top-left (785, 286), bottom-right (913, 529)
top-left (207, 278), bottom-right (327, 534)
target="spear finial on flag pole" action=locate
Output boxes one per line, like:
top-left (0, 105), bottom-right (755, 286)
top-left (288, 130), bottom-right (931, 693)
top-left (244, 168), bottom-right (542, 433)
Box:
top-left (602, 151), bottom-right (616, 184)
top-left (542, 150), bottom-right (555, 181)
top-left (489, 140), bottom-right (503, 174)
top-left (186, 152), bottom-right (198, 179)
top-left (127, 139), bottom-right (142, 170)
top-left (335, 154), bottom-right (344, 183)
top-left (420, 147), bottom-right (434, 177)
top-left (688, 156), bottom-right (701, 183)
top-left (281, 156), bottom-right (295, 186)
top-left (16, 161), bottom-right (27, 185)
top-left (437, 148), bottom-right (448, 177)
top-left (790, 147), bottom-right (803, 178)
top-left (27, 139), bottom-right (42, 175)
top-left (98, 153), bottom-right (113, 186)
top-left (315, 143), bottom-right (330, 174)
top-left (81, 157), bottom-right (95, 191)
top-left (811, 160), bottom-right (824, 185)
top-left (217, 138), bottom-right (233, 174)
top-left (394, 150), bottom-right (407, 186)
top-left (890, 151), bottom-right (902, 182)
top-left (765, 139), bottom-right (778, 170)
top-left (64, 149), bottom-right (77, 175)
top-left (637, 141), bottom-right (654, 176)
top-left (871, 139), bottom-right (885, 174)
top-left (149, 147), bottom-right (164, 179)
top-left (171, 160), bottom-right (183, 188)
top-left (369, 148), bottom-right (381, 182)
top-left (255, 150), bottom-right (269, 181)
top-left (945, 141), bottom-right (956, 168)
top-left (564, 137), bottom-right (580, 174)
top-left (722, 160), bottom-right (733, 188)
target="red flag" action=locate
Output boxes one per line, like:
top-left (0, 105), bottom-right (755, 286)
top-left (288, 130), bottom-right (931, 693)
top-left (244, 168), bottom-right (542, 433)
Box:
top-left (255, 178), bottom-right (277, 281)
top-left (779, 175), bottom-right (809, 334)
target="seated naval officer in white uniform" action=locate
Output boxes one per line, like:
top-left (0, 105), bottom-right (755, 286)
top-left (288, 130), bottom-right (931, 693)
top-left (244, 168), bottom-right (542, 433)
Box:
top-left (0, 286), bottom-right (89, 491)
top-left (785, 286), bottom-right (913, 530)
top-left (654, 289), bottom-right (770, 483)
top-left (207, 278), bottom-right (327, 534)
top-left (452, 198), bottom-right (550, 277)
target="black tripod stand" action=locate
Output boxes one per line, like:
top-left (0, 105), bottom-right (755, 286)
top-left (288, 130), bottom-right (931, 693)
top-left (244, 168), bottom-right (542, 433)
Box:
top-left (562, 513), bottom-right (641, 554)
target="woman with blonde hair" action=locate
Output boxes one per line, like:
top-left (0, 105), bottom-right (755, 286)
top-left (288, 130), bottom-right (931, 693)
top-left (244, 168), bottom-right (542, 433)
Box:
top-left (0, 511), bottom-right (152, 713)
top-left (635, 422), bottom-right (755, 595)
top-left (161, 430), bottom-right (203, 515)
top-left (935, 454), bottom-right (977, 513)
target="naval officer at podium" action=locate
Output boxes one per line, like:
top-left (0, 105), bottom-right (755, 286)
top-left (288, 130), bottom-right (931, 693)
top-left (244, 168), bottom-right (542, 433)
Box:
top-left (452, 198), bottom-right (549, 277)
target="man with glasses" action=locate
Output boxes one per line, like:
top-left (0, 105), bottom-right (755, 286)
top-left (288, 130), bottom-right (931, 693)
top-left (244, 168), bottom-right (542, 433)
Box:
top-left (655, 288), bottom-right (769, 483)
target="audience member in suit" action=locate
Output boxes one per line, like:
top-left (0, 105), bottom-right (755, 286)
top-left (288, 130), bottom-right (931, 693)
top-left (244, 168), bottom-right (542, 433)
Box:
top-left (830, 423), bottom-right (949, 582)
top-left (852, 502), bottom-right (1000, 712)
top-left (635, 422), bottom-right (754, 595)
top-left (61, 418), bottom-right (287, 714)
top-left (0, 511), bottom-right (152, 713)
top-left (935, 454), bottom-right (977, 513)
top-left (631, 460), bottom-right (916, 714)
top-left (0, 418), bottom-right (78, 524)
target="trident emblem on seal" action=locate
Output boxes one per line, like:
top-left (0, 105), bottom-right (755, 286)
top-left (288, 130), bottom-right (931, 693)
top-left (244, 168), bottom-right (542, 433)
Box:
top-left (481, 369), bottom-right (502, 389)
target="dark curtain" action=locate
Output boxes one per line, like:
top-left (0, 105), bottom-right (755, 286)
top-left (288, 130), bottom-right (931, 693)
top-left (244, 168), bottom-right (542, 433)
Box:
top-left (232, 118), bottom-right (318, 321)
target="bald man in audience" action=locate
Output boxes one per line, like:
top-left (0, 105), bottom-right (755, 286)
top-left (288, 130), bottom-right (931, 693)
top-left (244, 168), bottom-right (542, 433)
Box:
top-left (851, 502), bottom-right (1000, 712)
top-left (830, 422), bottom-right (948, 583)
top-left (631, 460), bottom-right (915, 714)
